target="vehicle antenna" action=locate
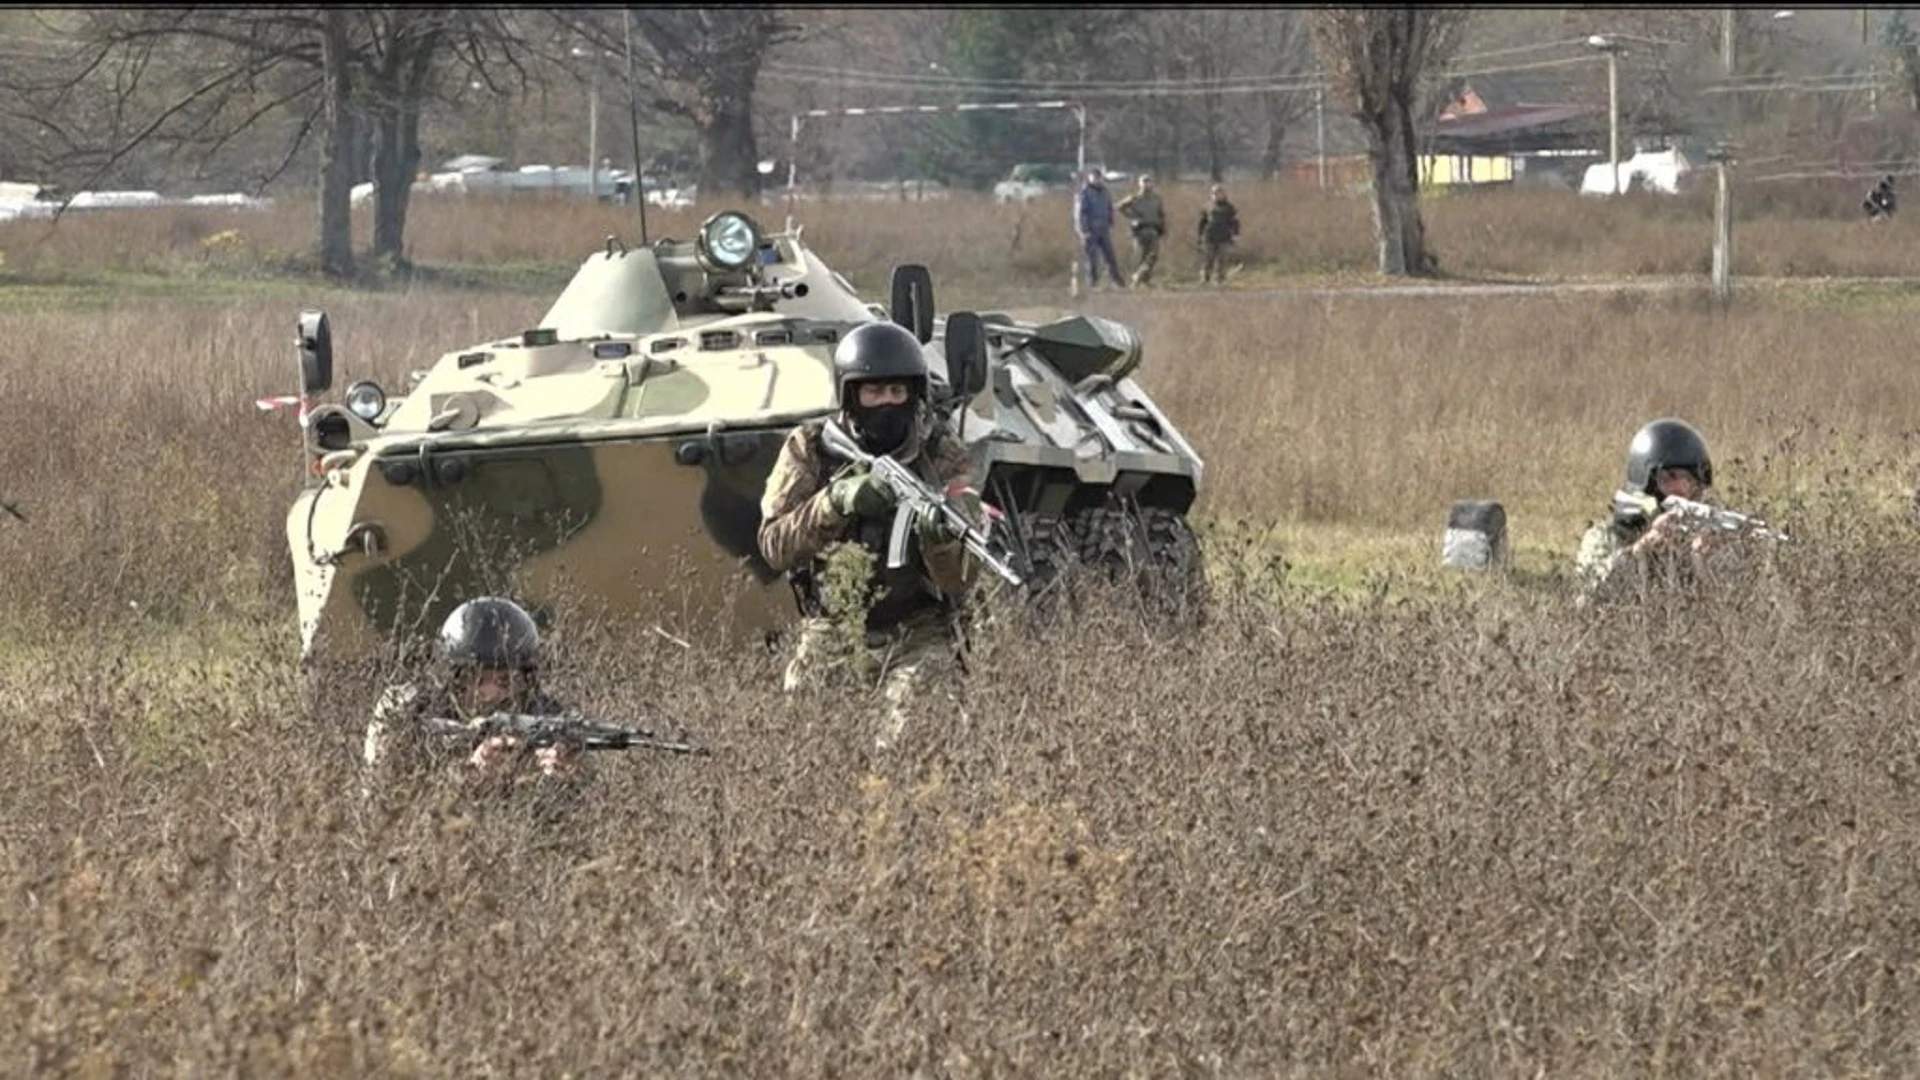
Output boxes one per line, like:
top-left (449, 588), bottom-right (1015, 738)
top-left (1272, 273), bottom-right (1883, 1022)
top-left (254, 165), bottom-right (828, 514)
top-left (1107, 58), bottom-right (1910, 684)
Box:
top-left (624, 8), bottom-right (651, 246)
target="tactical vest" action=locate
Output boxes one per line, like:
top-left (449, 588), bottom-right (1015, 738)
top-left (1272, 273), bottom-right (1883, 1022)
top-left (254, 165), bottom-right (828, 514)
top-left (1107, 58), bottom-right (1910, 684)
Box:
top-left (792, 424), bottom-right (954, 633)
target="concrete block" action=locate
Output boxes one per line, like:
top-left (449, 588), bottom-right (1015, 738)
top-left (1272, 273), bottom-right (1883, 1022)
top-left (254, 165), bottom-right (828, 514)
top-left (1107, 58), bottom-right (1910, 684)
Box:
top-left (1442, 499), bottom-right (1509, 571)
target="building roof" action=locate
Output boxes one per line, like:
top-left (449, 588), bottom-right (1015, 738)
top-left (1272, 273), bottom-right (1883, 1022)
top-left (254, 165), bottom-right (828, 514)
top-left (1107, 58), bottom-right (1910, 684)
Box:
top-left (1447, 70), bottom-right (1607, 112)
top-left (1430, 103), bottom-right (1609, 156)
top-left (1435, 103), bottom-right (1603, 140)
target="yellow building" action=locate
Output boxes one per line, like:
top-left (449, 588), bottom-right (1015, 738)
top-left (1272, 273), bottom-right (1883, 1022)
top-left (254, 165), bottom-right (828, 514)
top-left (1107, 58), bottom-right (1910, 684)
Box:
top-left (1418, 154), bottom-right (1515, 187)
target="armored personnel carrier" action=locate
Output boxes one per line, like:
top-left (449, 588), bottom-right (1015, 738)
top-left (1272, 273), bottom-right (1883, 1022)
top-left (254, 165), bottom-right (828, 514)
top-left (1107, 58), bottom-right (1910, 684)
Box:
top-left (279, 209), bottom-right (1204, 663)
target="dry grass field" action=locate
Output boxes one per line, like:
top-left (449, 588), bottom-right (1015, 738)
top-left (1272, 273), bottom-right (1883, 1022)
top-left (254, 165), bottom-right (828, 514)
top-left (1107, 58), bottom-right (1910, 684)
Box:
top-left (6, 175), bottom-right (1920, 303)
top-left (7, 185), bottom-right (1920, 1074)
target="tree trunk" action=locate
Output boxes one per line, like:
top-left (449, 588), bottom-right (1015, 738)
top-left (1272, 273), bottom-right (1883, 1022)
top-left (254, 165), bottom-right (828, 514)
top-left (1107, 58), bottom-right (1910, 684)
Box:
top-left (349, 119), bottom-right (375, 186)
top-left (1903, 44), bottom-right (1920, 112)
top-left (1362, 86), bottom-right (1435, 277)
top-left (697, 92), bottom-right (761, 199)
top-left (1261, 101), bottom-right (1287, 181)
top-left (1203, 95), bottom-right (1225, 182)
top-left (1168, 104), bottom-right (1186, 185)
top-left (371, 42), bottom-right (432, 263)
top-left (370, 110), bottom-right (407, 261)
top-left (370, 99), bottom-right (423, 262)
top-left (318, 10), bottom-right (356, 279)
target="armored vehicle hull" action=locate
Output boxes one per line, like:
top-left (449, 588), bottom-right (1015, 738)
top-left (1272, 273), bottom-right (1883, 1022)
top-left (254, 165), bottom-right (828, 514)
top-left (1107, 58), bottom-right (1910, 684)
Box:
top-left (280, 210), bottom-right (1204, 664)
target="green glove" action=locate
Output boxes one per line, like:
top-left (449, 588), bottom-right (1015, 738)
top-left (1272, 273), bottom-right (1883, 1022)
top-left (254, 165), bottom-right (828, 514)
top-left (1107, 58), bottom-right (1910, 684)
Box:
top-left (827, 468), bottom-right (895, 519)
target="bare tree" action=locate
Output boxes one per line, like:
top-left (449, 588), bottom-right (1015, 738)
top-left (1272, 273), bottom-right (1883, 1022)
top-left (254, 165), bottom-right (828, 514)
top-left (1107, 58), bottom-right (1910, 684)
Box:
top-left (3, 9), bottom-right (353, 272)
top-left (1110, 9), bottom-right (1314, 183)
top-left (318, 10), bottom-right (357, 277)
top-left (1171, 9), bottom-right (1246, 182)
top-left (1253, 11), bottom-right (1317, 181)
top-left (359, 9), bottom-right (537, 264)
top-left (564, 8), bottom-right (801, 199)
top-left (1311, 8), bottom-right (1469, 277)
top-left (3, 7), bottom-right (540, 277)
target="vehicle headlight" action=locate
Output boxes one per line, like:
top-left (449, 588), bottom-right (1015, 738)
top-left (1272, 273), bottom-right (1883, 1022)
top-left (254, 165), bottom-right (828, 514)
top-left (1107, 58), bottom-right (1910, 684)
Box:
top-left (345, 380), bottom-right (387, 422)
top-left (697, 210), bottom-right (762, 271)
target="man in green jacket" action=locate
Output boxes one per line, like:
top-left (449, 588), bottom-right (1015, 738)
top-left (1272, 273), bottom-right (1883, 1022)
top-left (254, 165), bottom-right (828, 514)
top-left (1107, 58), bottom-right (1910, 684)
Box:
top-left (1116, 173), bottom-right (1167, 287)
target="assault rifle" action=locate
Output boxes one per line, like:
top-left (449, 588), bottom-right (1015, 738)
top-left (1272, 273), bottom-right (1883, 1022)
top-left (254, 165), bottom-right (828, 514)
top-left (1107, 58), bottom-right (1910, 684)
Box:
top-left (421, 711), bottom-right (710, 755)
top-left (820, 419), bottom-right (1026, 588)
top-left (1611, 490), bottom-right (1792, 543)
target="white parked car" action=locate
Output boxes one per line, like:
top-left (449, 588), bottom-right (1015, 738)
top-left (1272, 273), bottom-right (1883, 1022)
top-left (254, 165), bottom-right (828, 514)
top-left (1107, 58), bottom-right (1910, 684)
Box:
top-left (993, 163), bottom-right (1128, 204)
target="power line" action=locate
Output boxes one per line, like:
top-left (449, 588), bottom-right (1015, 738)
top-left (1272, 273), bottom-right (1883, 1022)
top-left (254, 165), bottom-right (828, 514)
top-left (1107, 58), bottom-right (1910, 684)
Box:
top-left (1701, 77), bottom-right (1883, 95)
top-left (770, 70), bottom-right (1329, 99)
top-left (761, 62), bottom-right (1304, 93)
top-left (767, 51), bottom-right (1626, 102)
top-left (1712, 68), bottom-right (1877, 85)
top-left (765, 41), bottom-right (1624, 97)
top-left (1746, 165), bottom-right (1920, 183)
top-left (1446, 54), bottom-right (1609, 79)
top-left (1451, 37), bottom-right (1609, 63)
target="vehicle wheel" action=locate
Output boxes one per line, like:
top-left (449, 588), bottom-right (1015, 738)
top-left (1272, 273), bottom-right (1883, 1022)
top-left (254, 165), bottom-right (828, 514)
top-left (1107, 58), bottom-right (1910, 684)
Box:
top-left (1135, 504), bottom-right (1208, 626)
top-left (1069, 499), bottom-right (1207, 628)
top-left (1010, 511), bottom-right (1079, 617)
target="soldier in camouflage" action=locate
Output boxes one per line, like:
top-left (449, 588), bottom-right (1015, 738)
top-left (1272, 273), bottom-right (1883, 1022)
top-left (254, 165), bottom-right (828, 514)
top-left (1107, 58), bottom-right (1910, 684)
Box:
top-left (1115, 173), bottom-right (1167, 287)
top-left (758, 320), bottom-right (985, 748)
top-left (362, 596), bottom-right (582, 796)
top-left (1575, 418), bottom-right (1728, 606)
top-left (1196, 183), bottom-right (1241, 285)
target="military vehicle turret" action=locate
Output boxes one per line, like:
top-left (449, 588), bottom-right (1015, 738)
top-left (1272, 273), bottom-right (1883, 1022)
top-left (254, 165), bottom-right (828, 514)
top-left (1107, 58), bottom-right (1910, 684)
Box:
top-left (279, 209), bottom-right (1203, 664)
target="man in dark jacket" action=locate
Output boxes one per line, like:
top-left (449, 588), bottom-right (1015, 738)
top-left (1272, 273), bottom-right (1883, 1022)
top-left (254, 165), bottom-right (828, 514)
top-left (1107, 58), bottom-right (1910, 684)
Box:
top-left (1074, 169), bottom-right (1127, 291)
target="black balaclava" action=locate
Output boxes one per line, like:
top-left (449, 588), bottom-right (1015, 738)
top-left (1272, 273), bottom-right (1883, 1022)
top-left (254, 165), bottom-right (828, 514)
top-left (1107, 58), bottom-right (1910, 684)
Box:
top-left (847, 386), bottom-right (918, 455)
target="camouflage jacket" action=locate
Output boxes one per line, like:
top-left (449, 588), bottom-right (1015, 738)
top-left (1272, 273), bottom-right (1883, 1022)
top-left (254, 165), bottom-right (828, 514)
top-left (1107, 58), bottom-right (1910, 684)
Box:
top-left (1115, 190), bottom-right (1166, 235)
top-left (1574, 513), bottom-right (1712, 605)
top-left (1198, 199), bottom-right (1241, 244)
top-left (757, 410), bottom-right (980, 631)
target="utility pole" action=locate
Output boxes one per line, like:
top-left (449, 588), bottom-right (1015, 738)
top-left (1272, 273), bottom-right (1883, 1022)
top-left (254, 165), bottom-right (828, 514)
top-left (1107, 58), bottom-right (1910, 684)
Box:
top-left (1315, 85), bottom-right (1327, 189)
top-left (1607, 48), bottom-right (1620, 193)
top-left (1709, 145), bottom-right (1734, 304)
top-left (588, 63), bottom-right (600, 200)
top-left (1588, 37), bottom-right (1624, 194)
top-left (1073, 103), bottom-right (1088, 173)
top-left (572, 45), bottom-right (601, 200)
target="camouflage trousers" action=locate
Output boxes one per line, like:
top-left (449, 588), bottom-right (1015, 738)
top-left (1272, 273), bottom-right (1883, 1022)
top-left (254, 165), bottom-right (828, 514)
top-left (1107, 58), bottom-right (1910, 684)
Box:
top-left (1200, 240), bottom-right (1233, 284)
top-left (1129, 228), bottom-right (1163, 285)
top-left (782, 614), bottom-right (966, 749)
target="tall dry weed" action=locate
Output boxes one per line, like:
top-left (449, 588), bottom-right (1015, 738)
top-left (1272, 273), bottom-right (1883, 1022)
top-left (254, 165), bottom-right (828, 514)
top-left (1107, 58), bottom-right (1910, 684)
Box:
top-left (6, 221), bottom-right (1920, 1072)
top-left (8, 517), bottom-right (1920, 1073)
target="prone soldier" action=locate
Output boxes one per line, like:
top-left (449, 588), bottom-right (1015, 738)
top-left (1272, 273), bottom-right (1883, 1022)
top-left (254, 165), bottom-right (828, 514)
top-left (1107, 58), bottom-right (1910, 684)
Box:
top-left (362, 596), bottom-right (582, 796)
top-left (1575, 418), bottom-right (1785, 605)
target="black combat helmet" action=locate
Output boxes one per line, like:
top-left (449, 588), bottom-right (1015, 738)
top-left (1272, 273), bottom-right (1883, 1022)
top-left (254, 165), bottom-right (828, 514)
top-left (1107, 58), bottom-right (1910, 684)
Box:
top-left (1624, 418), bottom-right (1713, 494)
top-left (833, 321), bottom-right (930, 406)
top-left (438, 597), bottom-right (541, 673)
top-left (833, 321), bottom-right (930, 453)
